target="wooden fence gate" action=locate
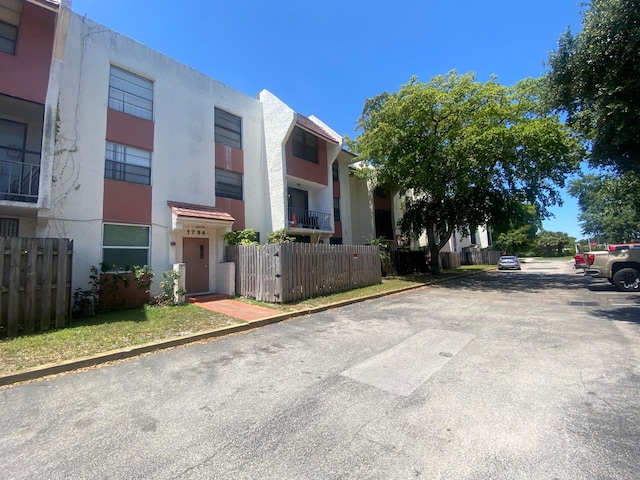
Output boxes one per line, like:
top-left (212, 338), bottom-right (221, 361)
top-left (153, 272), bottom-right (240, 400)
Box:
top-left (226, 243), bottom-right (382, 303)
top-left (0, 237), bottom-right (73, 338)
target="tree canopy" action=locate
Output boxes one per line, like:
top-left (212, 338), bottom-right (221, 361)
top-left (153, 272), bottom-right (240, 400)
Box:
top-left (568, 171), bottom-right (640, 242)
top-left (350, 71), bottom-right (582, 273)
top-left (545, 0), bottom-right (640, 174)
top-left (491, 204), bottom-right (540, 255)
top-left (534, 230), bottom-right (576, 257)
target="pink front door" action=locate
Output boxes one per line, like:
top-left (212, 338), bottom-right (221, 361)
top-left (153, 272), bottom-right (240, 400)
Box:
top-left (183, 238), bottom-right (209, 293)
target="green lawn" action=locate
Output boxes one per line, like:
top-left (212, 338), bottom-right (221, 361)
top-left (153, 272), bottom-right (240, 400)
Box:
top-left (0, 265), bottom-right (493, 377)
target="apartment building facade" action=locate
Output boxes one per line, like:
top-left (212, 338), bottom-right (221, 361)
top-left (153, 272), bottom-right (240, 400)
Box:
top-left (1, 1), bottom-right (371, 296)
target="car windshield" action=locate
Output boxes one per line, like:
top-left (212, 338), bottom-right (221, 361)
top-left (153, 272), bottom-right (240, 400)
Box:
top-left (500, 256), bottom-right (517, 260)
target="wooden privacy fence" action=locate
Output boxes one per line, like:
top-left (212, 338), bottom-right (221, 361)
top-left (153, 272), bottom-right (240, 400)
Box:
top-left (0, 237), bottom-right (73, 338)
top-left (461, 248), bottom-right (501, 266)
top-left (226, 243), bottom-right (382, 303)
top-left (440, 251), bottom-right (462, 269)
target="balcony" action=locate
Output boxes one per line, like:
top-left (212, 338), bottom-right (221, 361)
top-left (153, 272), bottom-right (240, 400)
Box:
top-left (288, 207), bottom-right (331, 231)
top-left (0, 147), bottom-right (40, 203)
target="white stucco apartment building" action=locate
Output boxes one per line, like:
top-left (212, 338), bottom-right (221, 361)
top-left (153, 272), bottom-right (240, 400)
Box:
top-left (1, 0), bottom-right (374, 297)
top-left (0, 1), bottom-right (492, 301)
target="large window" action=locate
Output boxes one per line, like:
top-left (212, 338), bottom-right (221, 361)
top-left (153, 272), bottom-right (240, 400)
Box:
top-left (333, 198), bottom-right (341, 222)
top-left (292, 126), bottom-right (318, 163)
top-left (102, 224), bottom-right (149, 270)
top-left (215, 108), bottom-right (242, 149)
top-left (105, 142), bottom-right (151, 185)
top-left (332, 162), bottom-right (339, 182)
top-left (215, 168), bottom-right (243, 200)
top-left (108, 66), bottom-right (153, 120)
top-left (0, 20), bottom-right (17, 55)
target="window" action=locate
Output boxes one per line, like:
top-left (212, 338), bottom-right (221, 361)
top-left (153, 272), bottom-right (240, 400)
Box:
top-left (0, 118), bottom-right (26, 152)
top-left (0, 20), bottom-right (17, 55)
top-left (102, 224), bottom-right (149, 270)
top-left (0, 218), bottom-right (18, 236)
top-left (105, 142), bottom-right (151, 185)
top-left (292, 126), bottom-right (318, 163)
top-left (215, 108), bottom-right (242, 149)
top-left (375, 209), bottom-right (394, 240)
top-left (215, 168), bottom-right (243, 200)
top-left (108, 66), bottom-right (153, 120)
top-left (333, 198), bottom-right (341, 222)
top-left (332, 162), bottom-right (339, 182)
top-left (374, 186), bottom-right (387, 199)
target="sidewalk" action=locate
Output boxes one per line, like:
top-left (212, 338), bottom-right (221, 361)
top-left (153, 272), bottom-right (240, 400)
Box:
top-left (188, 295), bottom-right (283, 322)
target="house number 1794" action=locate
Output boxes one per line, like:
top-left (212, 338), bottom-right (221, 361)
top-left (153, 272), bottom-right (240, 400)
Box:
top-left (186, 229), bottom-right (206, 236)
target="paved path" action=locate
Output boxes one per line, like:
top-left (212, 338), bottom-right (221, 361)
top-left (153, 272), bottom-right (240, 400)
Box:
top-left (189, 295), bottom-right (283, 321)
top-left (1, 260), bottom-right (639, 479)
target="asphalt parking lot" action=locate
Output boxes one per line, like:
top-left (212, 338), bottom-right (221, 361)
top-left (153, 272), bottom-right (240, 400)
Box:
top-left (1, 259), bottom-right (639, 479)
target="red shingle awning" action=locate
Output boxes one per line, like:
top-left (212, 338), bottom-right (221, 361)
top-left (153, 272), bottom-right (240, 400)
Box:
top-left (167, 201), bottom-right (234, 223)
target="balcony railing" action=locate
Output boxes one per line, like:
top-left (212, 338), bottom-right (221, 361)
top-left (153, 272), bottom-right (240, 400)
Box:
top-left (0, 147), bottom-right (41, 203)
top-left (288, 207), bottom-right (331, 231)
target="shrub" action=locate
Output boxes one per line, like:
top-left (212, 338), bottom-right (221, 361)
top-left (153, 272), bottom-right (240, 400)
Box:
top-left (268, 229), bottom-right (295, 244)
top-left (225, 228), bottom-right (258, 245)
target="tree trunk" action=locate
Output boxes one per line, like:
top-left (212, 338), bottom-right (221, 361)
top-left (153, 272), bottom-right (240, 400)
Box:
top-left (426, 224), bottom-right (441, 274)
top-left (426, 223), bottom-right (454, 275)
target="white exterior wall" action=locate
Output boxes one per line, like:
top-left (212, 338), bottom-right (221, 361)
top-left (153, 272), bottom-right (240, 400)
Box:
top-left (336, 151), bottom-right (355, 244)
top-left (349, 174), bottom-right (376, 244)
top-left (259, 90), bottom-right (295, 233)
top-left (440, 225), bottom-right (493, 252)
top-left (47, 13), bottom-right (265, 292)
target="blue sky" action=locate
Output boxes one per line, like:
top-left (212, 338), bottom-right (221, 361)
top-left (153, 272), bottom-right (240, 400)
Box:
top-left (72, 0), bottom-right (586, 239)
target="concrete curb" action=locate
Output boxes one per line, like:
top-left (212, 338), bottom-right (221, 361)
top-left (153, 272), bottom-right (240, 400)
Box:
top-left (0, 269), bottom-right (490, 387)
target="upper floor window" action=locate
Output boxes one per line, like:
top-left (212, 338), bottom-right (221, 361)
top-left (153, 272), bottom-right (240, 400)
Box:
top-left (332, 162), bottom-right (339, 182)
top-left (105, 141), bottom-right (151, 185)
top-left (215, 108), bottom-right (242, 149)
top-left (0, 20), bottom-right (17, 55)
top-left (292, 126), bottom-right (318, 164)
top-left (333, 198), bottom-right (341, 222)
top-left (108, 66), bottom-right (153, 120)
top-left (215, 168), bottom-right (243, 200)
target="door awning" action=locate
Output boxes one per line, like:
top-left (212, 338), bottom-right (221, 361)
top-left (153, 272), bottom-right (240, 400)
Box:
top-left (167, 201), bottom-right (235, 233)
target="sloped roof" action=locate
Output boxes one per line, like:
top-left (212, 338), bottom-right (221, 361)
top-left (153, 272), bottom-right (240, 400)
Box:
top-left (28, 0), bottom-right (60, 11)
top-left (167, 201), bottom-right (234, 222)
top-left (295, 114), bottom-right (341, 144)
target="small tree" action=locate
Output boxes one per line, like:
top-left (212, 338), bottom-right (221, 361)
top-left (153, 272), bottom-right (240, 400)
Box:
top-left (268, 229), bottom-right (295, 244)
top-left (224, 228), bottom-right (258, 245)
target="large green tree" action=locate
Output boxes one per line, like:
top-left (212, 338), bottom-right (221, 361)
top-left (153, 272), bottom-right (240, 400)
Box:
top-left (491, 203), bottom-right (540, 255)
top-left (535, 230), bottom-right (576, 257)
top-left (351, 72), bottom-right (582, 273)
top-left (568, 171), bottom-right (640, 242)
top-left (545, 0), bottom-right (640, 174)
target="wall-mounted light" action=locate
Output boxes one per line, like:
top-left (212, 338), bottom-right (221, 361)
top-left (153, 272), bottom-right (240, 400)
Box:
top-left (170, 241), bottom-right (176, 246)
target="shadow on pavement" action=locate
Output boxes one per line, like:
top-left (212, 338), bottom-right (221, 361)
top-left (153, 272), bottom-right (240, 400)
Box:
top-left (436, 269), bottom-right (592, 293)
top-left (591, 306), bottom-right (640, 325)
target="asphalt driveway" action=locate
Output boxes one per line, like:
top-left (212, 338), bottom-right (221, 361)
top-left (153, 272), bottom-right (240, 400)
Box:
top-left (1, 259), bottom-right (639, 479)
